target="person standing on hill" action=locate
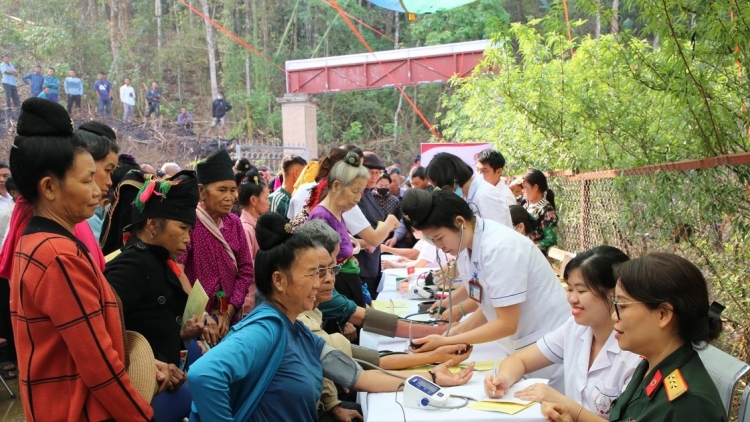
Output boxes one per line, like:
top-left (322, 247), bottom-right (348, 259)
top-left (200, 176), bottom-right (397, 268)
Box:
top-left (93, 72), bottom-right (113, 116)
top-left (64, 70), bottom-right (84, 116)
top-left (1, 55), bottom-right (20, 108)
top-left (119, 77), bottom-right (136, 123)
top-left (43, 67), bottom-right (60, 103)
top-left (22, 66), bottom-right (44, 98)
top-left (145, 81), bottom-right (162, 119)
top-left (207, 92), bottom-right (232, 137)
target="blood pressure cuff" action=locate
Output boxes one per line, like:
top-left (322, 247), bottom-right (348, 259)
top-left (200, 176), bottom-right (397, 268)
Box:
top-left (321, 344), bottom-right (363, 389)
top-left (362, 308), bottom-right (398, 337)
top-left (351, 345), bottom-right (380, 367)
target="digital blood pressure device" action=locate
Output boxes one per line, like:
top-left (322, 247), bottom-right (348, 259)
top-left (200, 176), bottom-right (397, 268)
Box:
top-left (403, 375), bottom-right (450, 408)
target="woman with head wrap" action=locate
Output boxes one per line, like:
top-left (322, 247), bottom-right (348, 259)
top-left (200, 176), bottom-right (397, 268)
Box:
top-left (177, 149), bottom-right (255, 338)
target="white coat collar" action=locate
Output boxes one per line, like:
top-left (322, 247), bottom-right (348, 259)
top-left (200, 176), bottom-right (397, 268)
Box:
top-left (577, 327), bottom-right (621, 376)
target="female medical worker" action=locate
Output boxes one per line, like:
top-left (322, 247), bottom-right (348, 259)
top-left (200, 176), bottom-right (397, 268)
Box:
top-left (403, 188), bottom-right (569, 391)
top-left (484, 246), bottom-right (641, 420)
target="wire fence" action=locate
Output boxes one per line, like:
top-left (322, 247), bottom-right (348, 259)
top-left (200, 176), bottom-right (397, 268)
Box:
top-left (547, 153), bottom-right (750, 360)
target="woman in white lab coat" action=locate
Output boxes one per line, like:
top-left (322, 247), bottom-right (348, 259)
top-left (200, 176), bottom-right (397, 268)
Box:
top-left (403, 189), bottom-right (569, 391)
top-left (484, 246), bottom-right (641, 420)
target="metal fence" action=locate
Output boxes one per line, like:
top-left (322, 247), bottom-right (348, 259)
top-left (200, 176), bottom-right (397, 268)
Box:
top-left (546, 152), bottom-right (750, 359)
top-left (235, 144), bottom-right (309, 173)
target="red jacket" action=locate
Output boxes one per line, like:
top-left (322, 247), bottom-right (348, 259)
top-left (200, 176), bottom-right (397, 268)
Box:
top-left (11, 216), bottom-right (153, 421)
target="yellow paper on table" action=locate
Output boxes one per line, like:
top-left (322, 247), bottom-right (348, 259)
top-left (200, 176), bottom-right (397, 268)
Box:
top-left (372, 300), bottom-right (410, 316)
top-left (182, 280), bottom-right (209, 329)
top-left (468, 401), bottom-right (535, 415)
top-left (407, 359), bottom-right (497, 373)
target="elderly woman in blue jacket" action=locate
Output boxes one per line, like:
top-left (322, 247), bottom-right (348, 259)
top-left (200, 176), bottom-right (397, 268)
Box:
top-left (188, 212), bottom-right (475, 421)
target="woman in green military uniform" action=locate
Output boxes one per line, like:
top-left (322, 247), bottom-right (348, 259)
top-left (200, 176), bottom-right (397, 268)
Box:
top-left (541, 253), bottom-right (726, 422)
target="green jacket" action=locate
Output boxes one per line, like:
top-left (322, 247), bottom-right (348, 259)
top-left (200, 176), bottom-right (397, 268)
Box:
top-left (609, 343), bottom-right (726, 421)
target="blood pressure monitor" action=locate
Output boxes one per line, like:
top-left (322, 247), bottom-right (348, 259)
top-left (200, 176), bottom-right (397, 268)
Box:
top-left (403, 375), bottom-right (450, 408)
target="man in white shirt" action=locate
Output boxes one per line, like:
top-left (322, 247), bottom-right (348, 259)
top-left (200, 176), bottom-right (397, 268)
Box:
top-left (119, 78), bottom-right (136, 123)
top-left (0, 163), bottom-right (12, 215)
top-left (476, 148), bottom-right (517, 207)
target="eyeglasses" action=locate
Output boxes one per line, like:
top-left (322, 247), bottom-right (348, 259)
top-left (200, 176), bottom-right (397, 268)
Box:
top-left (611, 296), bottom-right (645, 320)
top-left (317, 264), bottom-right (342, 278)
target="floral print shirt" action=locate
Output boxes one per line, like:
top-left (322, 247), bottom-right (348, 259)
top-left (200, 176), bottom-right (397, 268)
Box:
top-left (523, 198), bottom-right (558, 253)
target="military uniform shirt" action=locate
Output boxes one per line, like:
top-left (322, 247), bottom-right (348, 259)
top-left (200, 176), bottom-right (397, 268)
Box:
top-left (609, 343), bottom-right (726, 422)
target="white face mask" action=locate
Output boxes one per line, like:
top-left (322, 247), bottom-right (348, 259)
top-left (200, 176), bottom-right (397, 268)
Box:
top-left (217, 96), bottom-right (223, 100)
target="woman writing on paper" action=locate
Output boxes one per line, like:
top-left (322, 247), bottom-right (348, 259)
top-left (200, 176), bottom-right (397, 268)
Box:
top-left (178, 149), bottom-right (255, 337)
top-left (403, 189), bottom-right (570, 391)
top-left (106, 171), bottom-right (219, 380)
top-left (541, 254), bottom-right (726, 422)
top-left (484, 246), bottom-right (641, 419)
top-left (188, 213), bottom-right (474, 422)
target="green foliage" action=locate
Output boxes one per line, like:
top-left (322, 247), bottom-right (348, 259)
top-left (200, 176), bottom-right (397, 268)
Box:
top-left (342, 121), bottom-right (364, 143)
top-left (442, 2), bottom-right (750, 174)
top-left (442, 0), bottom-right (750, 358)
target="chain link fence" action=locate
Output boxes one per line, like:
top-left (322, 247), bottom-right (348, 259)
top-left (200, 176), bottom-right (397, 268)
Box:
top-left (547, 153), bottom-right (750, 361)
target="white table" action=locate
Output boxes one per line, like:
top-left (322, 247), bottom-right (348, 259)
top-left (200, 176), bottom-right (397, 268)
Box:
top-left (361, 269), bottom-right (545, 422)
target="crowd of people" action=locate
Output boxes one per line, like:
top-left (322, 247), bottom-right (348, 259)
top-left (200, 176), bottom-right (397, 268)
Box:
top-left (0, 96), bottom-right (728, 422)
top-left (1, 54), bottom-right (233, 136)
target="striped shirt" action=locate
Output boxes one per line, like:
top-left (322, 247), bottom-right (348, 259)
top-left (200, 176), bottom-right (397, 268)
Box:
top-left (268, 188), bottom-right (291, 217)
top-left (11, 216), bottom-right (153, 421)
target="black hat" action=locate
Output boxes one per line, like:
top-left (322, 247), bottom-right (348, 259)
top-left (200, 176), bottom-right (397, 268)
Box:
top-left (16, 98), bottom-right (73, 137)
top-left (78, 121), bottom-right (116, 140)
top-left (129, 170), bottom-right (199, 230)
top-left (197, 149), bottom-right (235, 185)
top-left (363, 151), bottom-right (385, 170)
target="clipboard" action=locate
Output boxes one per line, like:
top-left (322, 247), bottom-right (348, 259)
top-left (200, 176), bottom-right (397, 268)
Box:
top-left (182, 280), bottom-right (209, 329)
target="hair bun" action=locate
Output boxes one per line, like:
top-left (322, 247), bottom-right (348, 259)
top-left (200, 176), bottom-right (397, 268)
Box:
top-left (17, 98), bottom-right (74, 137)
top-left (343, 151), bottom-right (362, 167)
top-left (401, 188), bottom-right (434, 226)
top-left (236, 157), bottom-right (251, 172)
top-left (256, 212), bottom-right (294, 251)
top-left (78, 121), bottom-right (116, 140)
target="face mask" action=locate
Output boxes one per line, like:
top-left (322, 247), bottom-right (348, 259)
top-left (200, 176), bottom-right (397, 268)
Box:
top-left (376, 188), bottom-right (389, 196)
top-left (455, 186), bottom-right (463, 197)
top-left (217, 96), bottom-right (223, 100)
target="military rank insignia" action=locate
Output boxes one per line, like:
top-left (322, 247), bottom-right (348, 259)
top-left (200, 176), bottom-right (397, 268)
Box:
top-left (663, 369), bottom-right (688, 401)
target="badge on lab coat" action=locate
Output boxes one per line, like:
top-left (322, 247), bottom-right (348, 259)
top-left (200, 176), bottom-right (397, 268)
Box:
top-left (468, 276), bottom-right (482, 303)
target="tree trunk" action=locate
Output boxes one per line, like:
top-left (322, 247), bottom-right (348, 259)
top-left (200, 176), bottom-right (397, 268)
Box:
top-left (156, 0), bottom-right (162, 71)
top-left (199, 0), bottom-right (219, 99)
top-left (109, 0), bottom-right (122, 77)
top-left (611, 0), bottom-right (619, 34)
top-left (594, 0), bottom-right (601, 39)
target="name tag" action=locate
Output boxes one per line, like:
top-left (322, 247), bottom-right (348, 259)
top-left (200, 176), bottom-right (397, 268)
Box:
top-left (468, 277), bottom-right (482, 302)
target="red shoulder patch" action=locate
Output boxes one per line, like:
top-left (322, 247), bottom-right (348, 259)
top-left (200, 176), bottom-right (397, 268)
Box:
top-left (645, 369), bottom-right (662, 397)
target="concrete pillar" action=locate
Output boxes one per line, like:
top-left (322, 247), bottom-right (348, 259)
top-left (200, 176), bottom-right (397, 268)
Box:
top-left (277, 93), bottom-right (318, 160)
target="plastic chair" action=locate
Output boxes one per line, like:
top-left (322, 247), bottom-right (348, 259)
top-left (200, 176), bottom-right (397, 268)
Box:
top-left (739, 386), bottom-right (750, 422)
top-left (0, 338), bottom-right (16, 398)
top-left (697, 344), bottom-right (749, 415)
